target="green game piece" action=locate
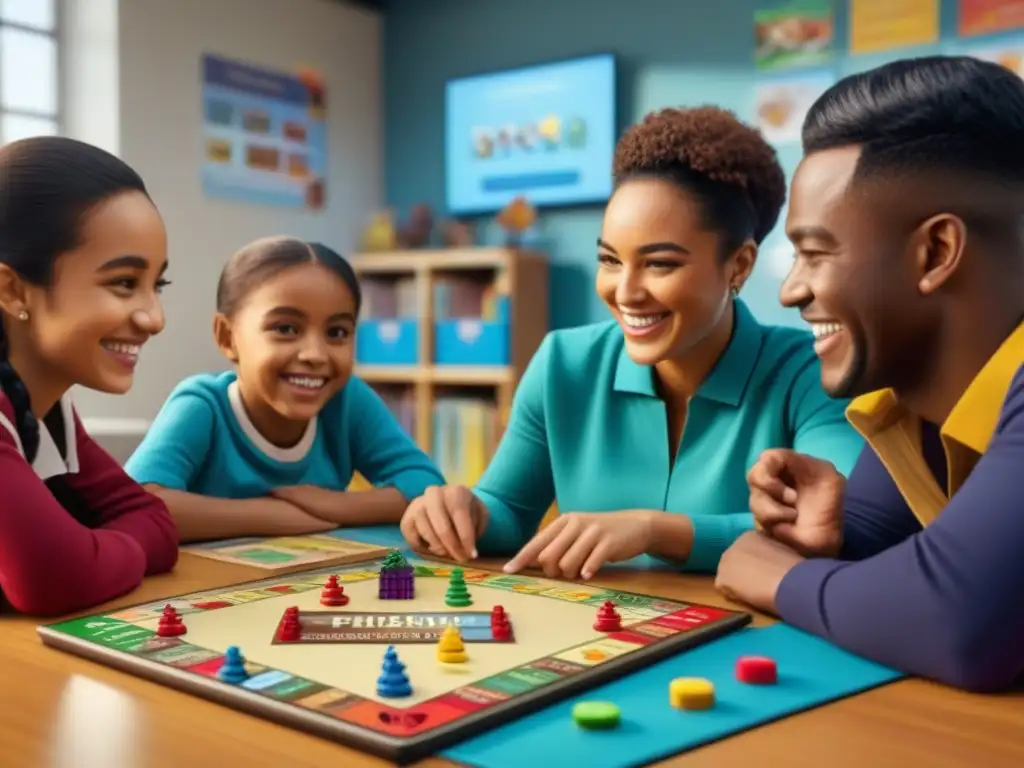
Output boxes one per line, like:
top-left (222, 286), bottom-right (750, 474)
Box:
top-left (572, 701), bottom-right (621, 730)
top-left (444, 567), bottom-right (472, 607)
top-left (380, 550), bottom-right (408, 571)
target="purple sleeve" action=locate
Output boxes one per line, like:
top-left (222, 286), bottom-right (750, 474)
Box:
top-left (839, 445), bottom-right (923, 560)
top-left (776, 368), bottom-right (1024, 692)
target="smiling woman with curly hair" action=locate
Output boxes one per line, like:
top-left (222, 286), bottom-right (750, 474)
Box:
top-left (400, 106), bottom-right (865, 581)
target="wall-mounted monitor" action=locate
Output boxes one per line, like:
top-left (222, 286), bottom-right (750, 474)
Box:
top-left (444, 53), bottom-right (616, 216)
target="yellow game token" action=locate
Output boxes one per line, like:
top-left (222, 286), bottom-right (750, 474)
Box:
top-left (669, 677), bottom-right (715, 710)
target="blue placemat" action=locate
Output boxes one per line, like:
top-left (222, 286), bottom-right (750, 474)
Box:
top-left (328, 524), bottom-right (408, 550)
top-left (443, 623), bottom-right (904, 768)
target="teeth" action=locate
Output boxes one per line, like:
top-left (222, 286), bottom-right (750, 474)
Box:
top-left (102, 342), bottom-right (141, 356)
top-left (284, 376), bottom-right (326, 389)
top-left (621, 312), bottom-right (668, 328)
top-left (811, 322), bottom-right (843, 340)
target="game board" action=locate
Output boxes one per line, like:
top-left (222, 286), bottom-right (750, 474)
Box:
top-left (38, 553), bottom-right (750, 764)
top-left (182, 534), bottom-right (389, 574)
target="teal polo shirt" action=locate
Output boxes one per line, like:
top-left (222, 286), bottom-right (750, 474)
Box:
top-left (473, 300), bottom-right (865, 572)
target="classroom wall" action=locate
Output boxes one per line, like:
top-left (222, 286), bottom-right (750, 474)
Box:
top-left (62, 0), bottom-right (383, 421)
top-left (382, 0), bottom-right (1009, 331)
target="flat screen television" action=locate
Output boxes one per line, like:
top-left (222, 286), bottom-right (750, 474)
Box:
top-left (444, 53), bottom-right (617, 216)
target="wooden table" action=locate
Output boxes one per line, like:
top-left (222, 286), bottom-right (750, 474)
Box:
top-left (2, 553), bottom-right (1022, 768)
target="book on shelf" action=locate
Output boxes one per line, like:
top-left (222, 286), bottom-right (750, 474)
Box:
top-left (432, 396), bottom-right (501, 486)
top-left (374, 386), bottom-right (416, 436)
top-left (362, 276), bottom-right (417, 317)
top-left (361, 273), bottom-right (505, 321)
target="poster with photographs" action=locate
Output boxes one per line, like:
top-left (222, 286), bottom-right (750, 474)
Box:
top-left (201, 54), bottom-right (327, 210)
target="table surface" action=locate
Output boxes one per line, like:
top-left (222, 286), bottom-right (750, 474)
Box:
top-left (3, 553), bottom-right (1023, 768)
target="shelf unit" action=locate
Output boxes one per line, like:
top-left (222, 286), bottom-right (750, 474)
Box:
top-left (349, 246), bottom-right (549, 487)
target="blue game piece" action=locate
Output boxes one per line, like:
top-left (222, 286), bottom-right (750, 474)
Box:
top-left (217, 645), bottom-right (249, 684)
top-left (376, 645), bottom-right (412, 698)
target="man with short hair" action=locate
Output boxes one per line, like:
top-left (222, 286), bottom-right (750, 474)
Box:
top-left (716, 55), bottom-right (1024, 692)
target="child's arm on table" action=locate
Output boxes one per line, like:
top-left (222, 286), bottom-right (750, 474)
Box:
top-left (272, 378), bottom-right (445, 526)
top-left (125, 392), bottom-right (333, 543)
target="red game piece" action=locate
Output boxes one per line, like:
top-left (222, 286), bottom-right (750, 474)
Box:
top-left (490, 606), bottom-right (512, 641)
top-left (279, 612), bottom-right (301, 642)
top-left (593, 600), bottom-right (621, 632)
top-left (736, 655), bottom-right (777, 685)
top-left (320, 575), bottom-right (349, 606)
top-left (157, 604), bottom-right (186, 637)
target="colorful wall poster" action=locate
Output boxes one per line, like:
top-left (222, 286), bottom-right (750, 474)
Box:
top-left (961, 33), bottom-right (1024, 76)
top-left (754, 70), bottom-right (835, 145)
top-left (959, 0), bottom-right (1024, 37)
top-left (755, 0), bottom-right (834, 71)
top-left (201, 54), bottom-right (327, 209)
top-left (849, 0), bottom-right (940, 54)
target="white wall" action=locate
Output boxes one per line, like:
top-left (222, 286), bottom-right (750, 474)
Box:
top-left (62, 0), bottom-right (382, 422)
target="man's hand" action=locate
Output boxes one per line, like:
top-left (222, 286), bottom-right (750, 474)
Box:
top-left (748, 449), bottom-right (846, 557)
top-left (400, 485), bottom-right (488, 563)
top-left (715, 530), bottom-right (805, 614)
top-left (503, 511), bottom-right (656, 581)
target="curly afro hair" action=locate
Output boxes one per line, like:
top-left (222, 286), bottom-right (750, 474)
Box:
top-left (613, 106), bottom-right (786, 249)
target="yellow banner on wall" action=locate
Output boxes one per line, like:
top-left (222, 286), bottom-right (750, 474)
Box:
top-left (850, 0), bottom-right (940, 54)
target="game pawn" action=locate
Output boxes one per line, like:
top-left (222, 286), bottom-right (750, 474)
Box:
top-left (444, 567), bottom-right (472, 607)
top-left (278, 606), bottom-right (301, 642)
top-left (157, 604), bottom-right (186, 637)
top-left (320, 574), bottom-right (349, 606)
top-left (217, 645), bottom-right (249, 684)
top-left (379, 550), bottom-right (414, 600)
top-left (491, 605), bottom-right (512, 641)
top-left (593, 600), bottom-right (622, 632)
top-left (376, 645), bottom-right (413, 698)
top-left (436, 624), bottom-right (468, 663)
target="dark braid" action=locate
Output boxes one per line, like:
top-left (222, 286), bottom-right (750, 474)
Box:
top-left (0, 136), bottom-right (149, 527)
top-left (0, 319), bottom-right (40, 461)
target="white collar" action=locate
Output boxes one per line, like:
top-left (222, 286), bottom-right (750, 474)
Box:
top-left (0, 393), bottom-right (80, 479)
top-left (227, 381), bottom-right (316, 463)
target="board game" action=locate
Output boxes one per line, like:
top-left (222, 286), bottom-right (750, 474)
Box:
top-left (38, 551), bottom-right (750, 764)
top-left (182, 534), bottom-right (389, 574)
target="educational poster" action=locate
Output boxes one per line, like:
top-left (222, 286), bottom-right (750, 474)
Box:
top-left (754, 0), bottom-right (834, 71)
top-left (754, 70), bottom-right (835, 144)
top-left (959, 0), bottom-right (1024, 37)
top-left (201, 54), bottom-right (327, 210)
top-left (849, 0), bottom-right (940, 54)
top-left (961, 34), bottom-right (1024, 77)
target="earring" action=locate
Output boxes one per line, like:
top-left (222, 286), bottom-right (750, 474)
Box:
top-left (16, 310), bottom-right (27, 321)
top-left (730, 286), bottom-right (740, 298)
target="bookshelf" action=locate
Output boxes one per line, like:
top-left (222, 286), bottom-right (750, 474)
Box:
top-left (348, 246), bottom-right (549, 492)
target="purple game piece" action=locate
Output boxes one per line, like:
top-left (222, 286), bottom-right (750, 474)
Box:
top-left (379, 564), bottom-right (414, 600)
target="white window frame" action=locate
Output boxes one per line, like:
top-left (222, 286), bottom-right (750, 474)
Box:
top-left (0, 0), bottom-right (60, 143)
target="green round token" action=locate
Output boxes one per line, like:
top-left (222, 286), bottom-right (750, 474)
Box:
top-left (572, 701), bottom-right (621, 730)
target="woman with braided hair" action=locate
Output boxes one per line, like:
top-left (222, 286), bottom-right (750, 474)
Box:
top-left (0, 136), bottom-right (178, 616)
top-left (401, 106), bottom-right (864, 578)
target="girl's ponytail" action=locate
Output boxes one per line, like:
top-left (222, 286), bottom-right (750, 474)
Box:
top-left (0, 318), bottom-right (40, 461)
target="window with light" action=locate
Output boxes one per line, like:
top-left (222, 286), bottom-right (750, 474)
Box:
top-left (0, 0), bottom-right (58, 144)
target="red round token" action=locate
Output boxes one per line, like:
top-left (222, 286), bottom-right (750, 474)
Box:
top-left (736, 655), bottom-right (777, 684)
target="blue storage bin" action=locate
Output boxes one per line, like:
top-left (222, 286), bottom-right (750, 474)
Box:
top-left (356, 318), bottom-right (419, 365)
top-left (435, 319), bottom-right (510, 366)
